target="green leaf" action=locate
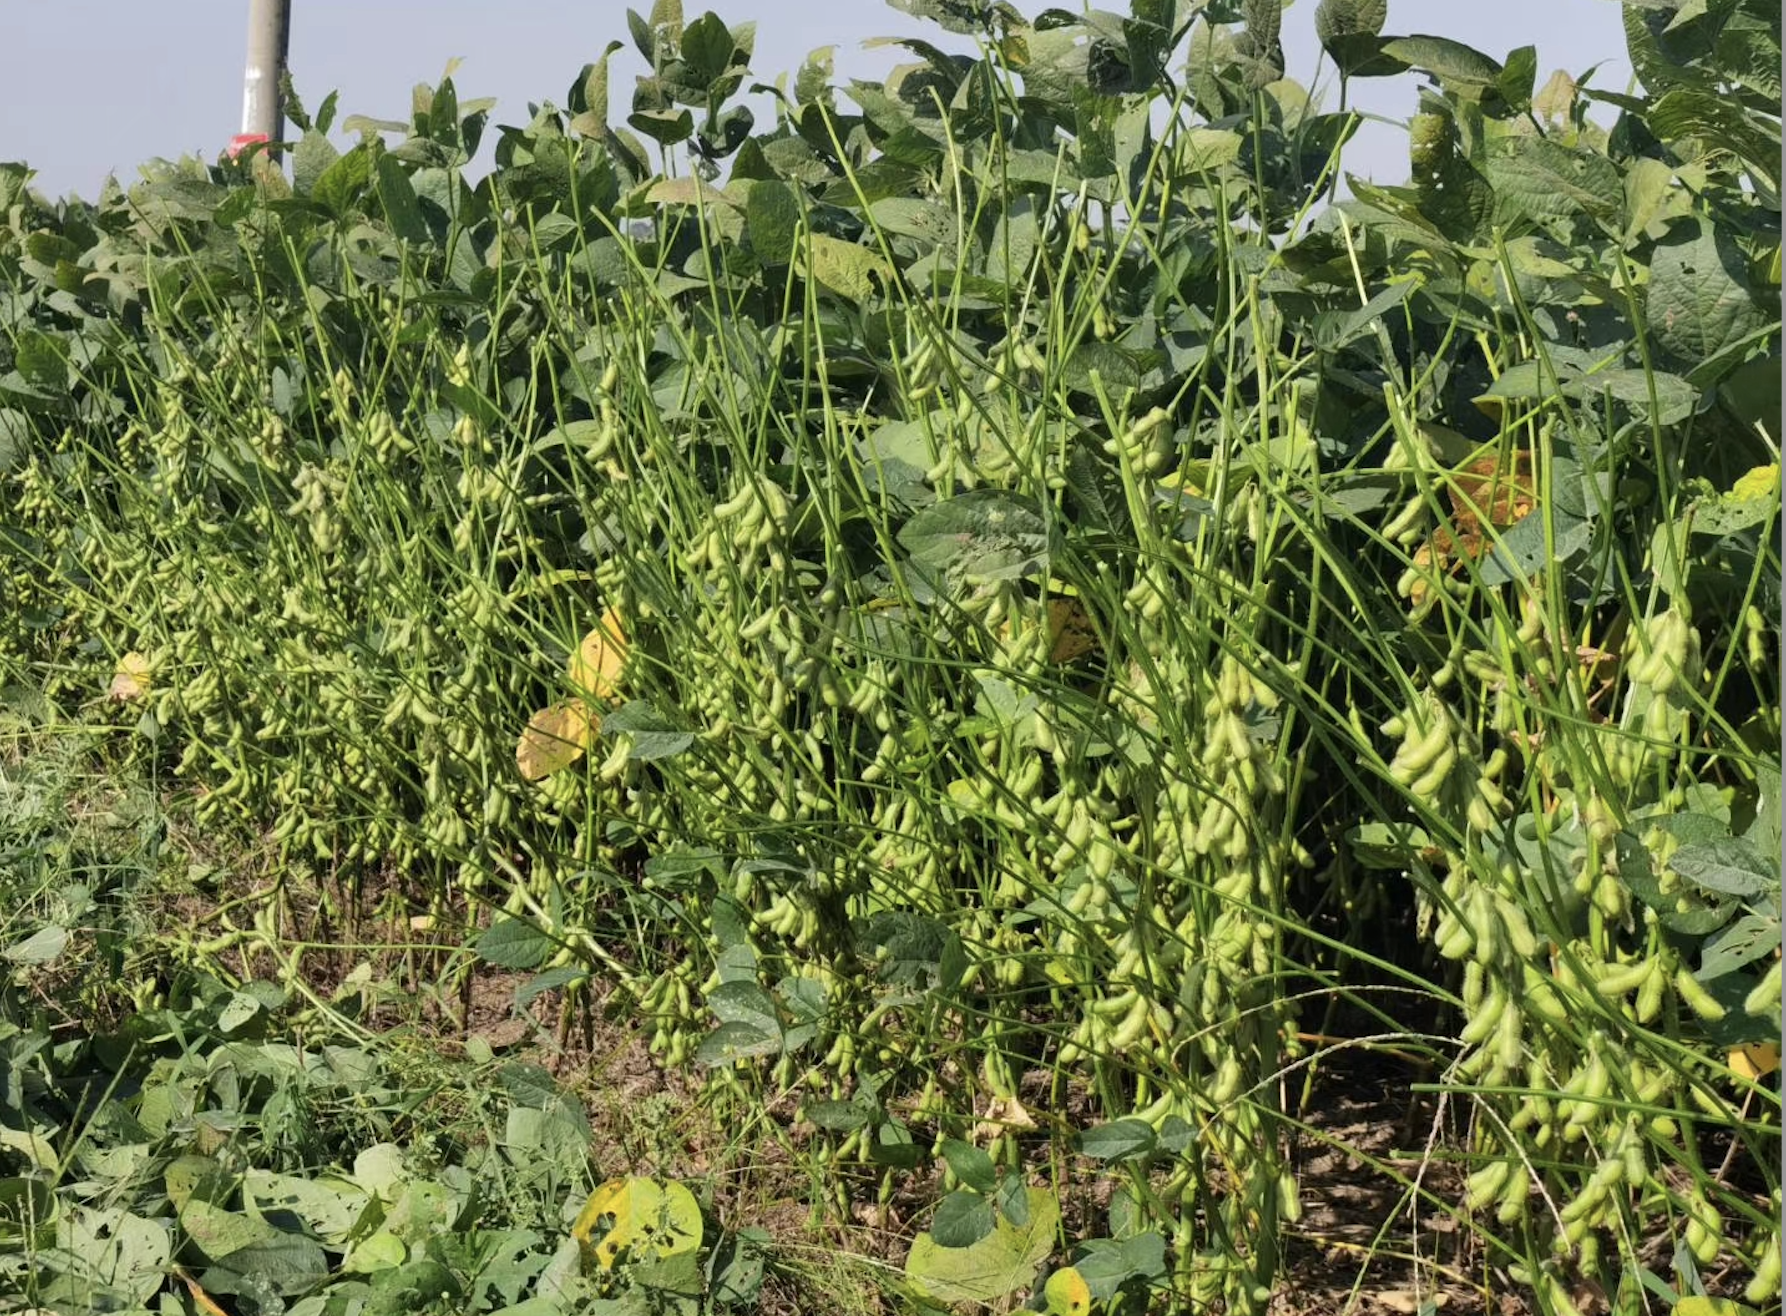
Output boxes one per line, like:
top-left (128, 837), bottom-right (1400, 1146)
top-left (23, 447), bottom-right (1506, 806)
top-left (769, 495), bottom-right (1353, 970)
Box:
top-left (1698, 913), bottom-right (1782, 982)
top-left (1077, 1117), bottom-right (1157, 1162)
top-left (1646, 87), bottom-right (1780, 190)
top-left (13, 331), bottom-right (67, 396)
top-left (995, 1170), bottom-right (1031, 1227)
top-left (602, 700), bottom-right (694, 760)
top-left (1667, 839), bottom-right (1778, 900)
top-left (1486, 139), bottom-right (1623, 224)
top-left (2, 925), bottom-right (68, 965)
top-left (1477, 507), bottom-right (1593, 586)
top-left (516, 965), bottom-right (589, 1009)
top-left (680, 12), bottom-right (737, 86)
top-left (213, 1234), bottom-right (331, 1296)
top-left (940, 1139), bottom-right (998, 1193)
top-left (476, 916), bottom-right (555, 969)
top-left (868, 197), bottom-right (959, 248)
top-left (905, 1187), bottom-right (1059, 1304)
top-left (803, 1098), bottom-right (874, 1132)
top-left (375, 154), bottom-right (429, 243)
top-left (292, 130), bottom-right (339, 195)
top-left (1617, 831), bottom-right (1734, 936)
top-left (1409, 110), bottom-right (1492, 241)
top-left (1645, 215), bottom-right (1774, 382)
top-left (1380, 34), bottom-right (1504, 93)
top-left (884, 0), bottom-right (993, 37)
top-left (745, 180), bottom-right (800, 264)
top-left (695, 1020), bottom-right (782, 1064)
top-left (629, 107), bottom-right (695, 145)
top-left (1493, 44), bottom-right (1537, 116)
top-left (931, 1191), bottom-right (996, 1247)
top-left (312, 142), bottom-right (373, 217)
top-left (1690, 467), bottom-right (1780, 536)
top-left (179, 1199), bottom-right (278, 1263)
top-left (1314, 0), bottom-right (1387, 50)
top-left (898, 489), bottom-right (1052, 584)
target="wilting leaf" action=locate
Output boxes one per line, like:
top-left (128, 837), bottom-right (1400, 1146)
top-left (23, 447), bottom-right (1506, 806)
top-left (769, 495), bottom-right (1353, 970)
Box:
top-left (108, 652), bottom-right (153, 702)
top-left (1045, 598), bottom-right (1098, 663)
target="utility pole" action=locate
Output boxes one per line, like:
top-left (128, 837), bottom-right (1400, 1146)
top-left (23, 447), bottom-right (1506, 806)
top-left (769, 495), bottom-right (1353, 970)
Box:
top-left (236, 0), bottom-right (292, 154)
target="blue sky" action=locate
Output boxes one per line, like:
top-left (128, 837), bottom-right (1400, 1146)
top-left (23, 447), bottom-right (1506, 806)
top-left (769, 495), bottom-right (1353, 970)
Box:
top-left (2, 1), bottom-right (1634, 202)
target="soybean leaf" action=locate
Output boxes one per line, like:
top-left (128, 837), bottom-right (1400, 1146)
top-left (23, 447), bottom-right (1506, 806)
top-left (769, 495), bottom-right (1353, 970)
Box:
top-left (906, 1188), bottom-right (1059, 1304)
top-left (931, 1191), bottom-right (996, 1247)
top-left (1078, 1118), bottom-right (1156, 1162)
top-left (899, 489), bottom-right (1052, 584)
top-left (1646, 215), bottom-right (1774, 384)
top-left (1314, 0), bottom-right (1387, 52)
top-left (1381, 34), bottom-right (1503, 95)
top-left (375, 154), bottom-right (429, 243)
top-left (746, 179), bottom-right (800, 264)
top-left (695, 1020), bottom-right (781, 1064)
top-left (602, 701), bottom-right (693, 760)
top-left (1697, 913), bottom-right (1783, 982)
top-left (476, 917), bottom-right (555, 969)
top-left (940, 1139), bottom-right (998, 1193)
top-left (1667, 839), bottom-right (1778, 900)
top-left (1409, 110), bottom-right (1492, 242)
top-left (1486, 139), bottom-right (1623, 224)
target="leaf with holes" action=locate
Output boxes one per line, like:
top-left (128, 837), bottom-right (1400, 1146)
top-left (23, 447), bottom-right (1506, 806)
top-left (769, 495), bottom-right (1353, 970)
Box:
top-left (573, 1177), bottom-right (702, 1272)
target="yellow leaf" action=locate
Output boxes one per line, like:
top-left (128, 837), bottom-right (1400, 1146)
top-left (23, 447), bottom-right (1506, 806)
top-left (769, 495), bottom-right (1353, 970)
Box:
top-left (1730, 463), bottom-right (1780, 502)
top-left (108, 652), bottom-right (153, 702)
top-left (573, 1177), bottom-right (702, 1272)
top-left (1043, 1265), bottom-right (1091, 1315)
top-left (1677, 1298), bottom-right (1758, 1316)
top-left (516, 700), bottom-right (597, 781)
top-left (1730, 1041), bottom-right (1780, 1081)
top-left (568, 607), bottom-right (628, 701)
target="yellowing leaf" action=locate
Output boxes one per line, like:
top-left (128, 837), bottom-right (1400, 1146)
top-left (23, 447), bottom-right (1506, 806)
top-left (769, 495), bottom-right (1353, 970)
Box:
top-left (1730, 463), bottom-right (1780, 502)
top-left (573, 1176), bottom-right (702, 1272)
top-left (801, 233), bottom-right (893, 303)
top-left (906, 1186), bottom-right (1060, 1306)
top-left (568, 607), bottom-right (629, 700)
top-left (516, 700), bottom-right (597, 781)
top-left (1043, 1265), bottom-right (1091, 1315)
top-left (108, 651), bottom-right (153, 702)
top-left (1730, 1041), bottom-right (1780, 1081)
top-left (1676, 1298), bottom-right (1759, 1316)
top-left (1045, 598), bottom-right (1098, 664)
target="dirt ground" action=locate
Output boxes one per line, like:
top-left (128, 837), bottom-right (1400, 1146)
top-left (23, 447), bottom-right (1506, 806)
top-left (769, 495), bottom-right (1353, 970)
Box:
top-left (147, 855), bottom-right (1769, 1316)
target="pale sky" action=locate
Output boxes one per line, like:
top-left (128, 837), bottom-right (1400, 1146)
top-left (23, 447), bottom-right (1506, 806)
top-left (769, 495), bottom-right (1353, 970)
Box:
top-left (3, 1), bottom-right (1634, 202)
